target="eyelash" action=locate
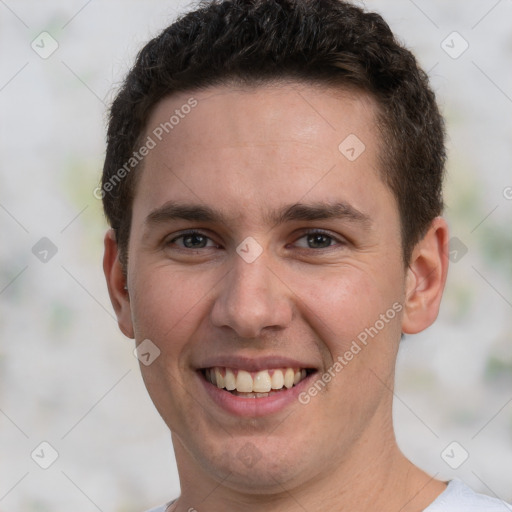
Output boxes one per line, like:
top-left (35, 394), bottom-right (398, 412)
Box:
top-left (165, 229), bottom-right (345, 251)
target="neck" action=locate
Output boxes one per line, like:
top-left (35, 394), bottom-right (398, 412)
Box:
top-left (169, 422), bottom-right (446, 512)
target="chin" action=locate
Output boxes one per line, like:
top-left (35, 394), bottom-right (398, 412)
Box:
top-left (198, 437), bottom-right (312, 494)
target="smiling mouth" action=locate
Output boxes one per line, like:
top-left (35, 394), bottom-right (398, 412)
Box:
top-left (201, 367), bottom-right (316, 398)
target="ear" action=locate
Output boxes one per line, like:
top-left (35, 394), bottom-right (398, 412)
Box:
top-left (402, 217), bottom-right (449, 335)
top-left (103, 229), bottom-right (134, 338)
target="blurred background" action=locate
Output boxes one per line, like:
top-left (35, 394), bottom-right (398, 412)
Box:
top-left (0, 0), bottom-right (511, 510)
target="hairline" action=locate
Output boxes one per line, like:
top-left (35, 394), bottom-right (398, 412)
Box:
top-left (116, 78), bottom-right (408, 271)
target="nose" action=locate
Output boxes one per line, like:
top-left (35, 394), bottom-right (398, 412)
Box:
top-left (210, 253), bottom-right (293, 339)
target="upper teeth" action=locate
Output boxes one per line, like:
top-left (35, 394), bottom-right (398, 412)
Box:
top-left (205, 367), bottom-right (308, 393)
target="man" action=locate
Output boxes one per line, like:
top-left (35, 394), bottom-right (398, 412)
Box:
top-left (101, 1), bottom-right (510, 510)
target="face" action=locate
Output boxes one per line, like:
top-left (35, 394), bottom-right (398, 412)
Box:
top-left (106, 82), bottom-right (439, 494)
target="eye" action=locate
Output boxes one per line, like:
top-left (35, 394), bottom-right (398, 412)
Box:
top-left (164, 228), bottom-right (345, 252)
top-left (166, 230), bottom-right (220, 250)
top-left (293, 229), bottom-right (344, 250)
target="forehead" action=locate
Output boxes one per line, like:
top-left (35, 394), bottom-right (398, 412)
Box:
top-left (131, 82), bottom-right (394, 229)
top-left (146, 82), bottom-right (379, 153)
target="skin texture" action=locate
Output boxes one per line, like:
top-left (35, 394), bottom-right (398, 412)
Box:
top-left (104, 82), bottom-right (450, 512)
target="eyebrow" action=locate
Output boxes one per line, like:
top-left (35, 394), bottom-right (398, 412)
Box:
top-left (144, 200), bottom-right (372, 232)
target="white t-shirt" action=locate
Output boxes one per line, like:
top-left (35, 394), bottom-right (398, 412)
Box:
top-left (423, 479), bottom-right (512, 511)
top-left (144, 479), bottom-right (512, 512)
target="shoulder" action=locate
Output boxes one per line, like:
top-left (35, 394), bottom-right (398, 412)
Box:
top-left (143, 503), bottom-right (173, 512)
top-left (425, 479), bottom-right (512, 512)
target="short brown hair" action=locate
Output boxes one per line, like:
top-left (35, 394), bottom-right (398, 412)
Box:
top-left (101, 0), bottom-right (446, 271)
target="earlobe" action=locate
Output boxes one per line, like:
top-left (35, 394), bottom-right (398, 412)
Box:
top-left (402, 217), bottom-right (449, 335)
top-left (103, 229), bottom-right (135, 339)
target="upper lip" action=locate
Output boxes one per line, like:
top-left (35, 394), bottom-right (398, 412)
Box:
top-left (196, 355), bottom-right (318, 372)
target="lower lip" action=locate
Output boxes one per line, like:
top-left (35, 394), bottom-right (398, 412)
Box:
top-left (198, 370), bottom-right (317, 417)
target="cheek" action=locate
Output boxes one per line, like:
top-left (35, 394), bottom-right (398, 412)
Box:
top-left (295, 266), bottom-right (404, 384)
top-left (297, 267), bottom-right (395, 336)
top-left (301, 270), bottom-right (402, 411)
top-left (129, 265), bottom-right (210, 343)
